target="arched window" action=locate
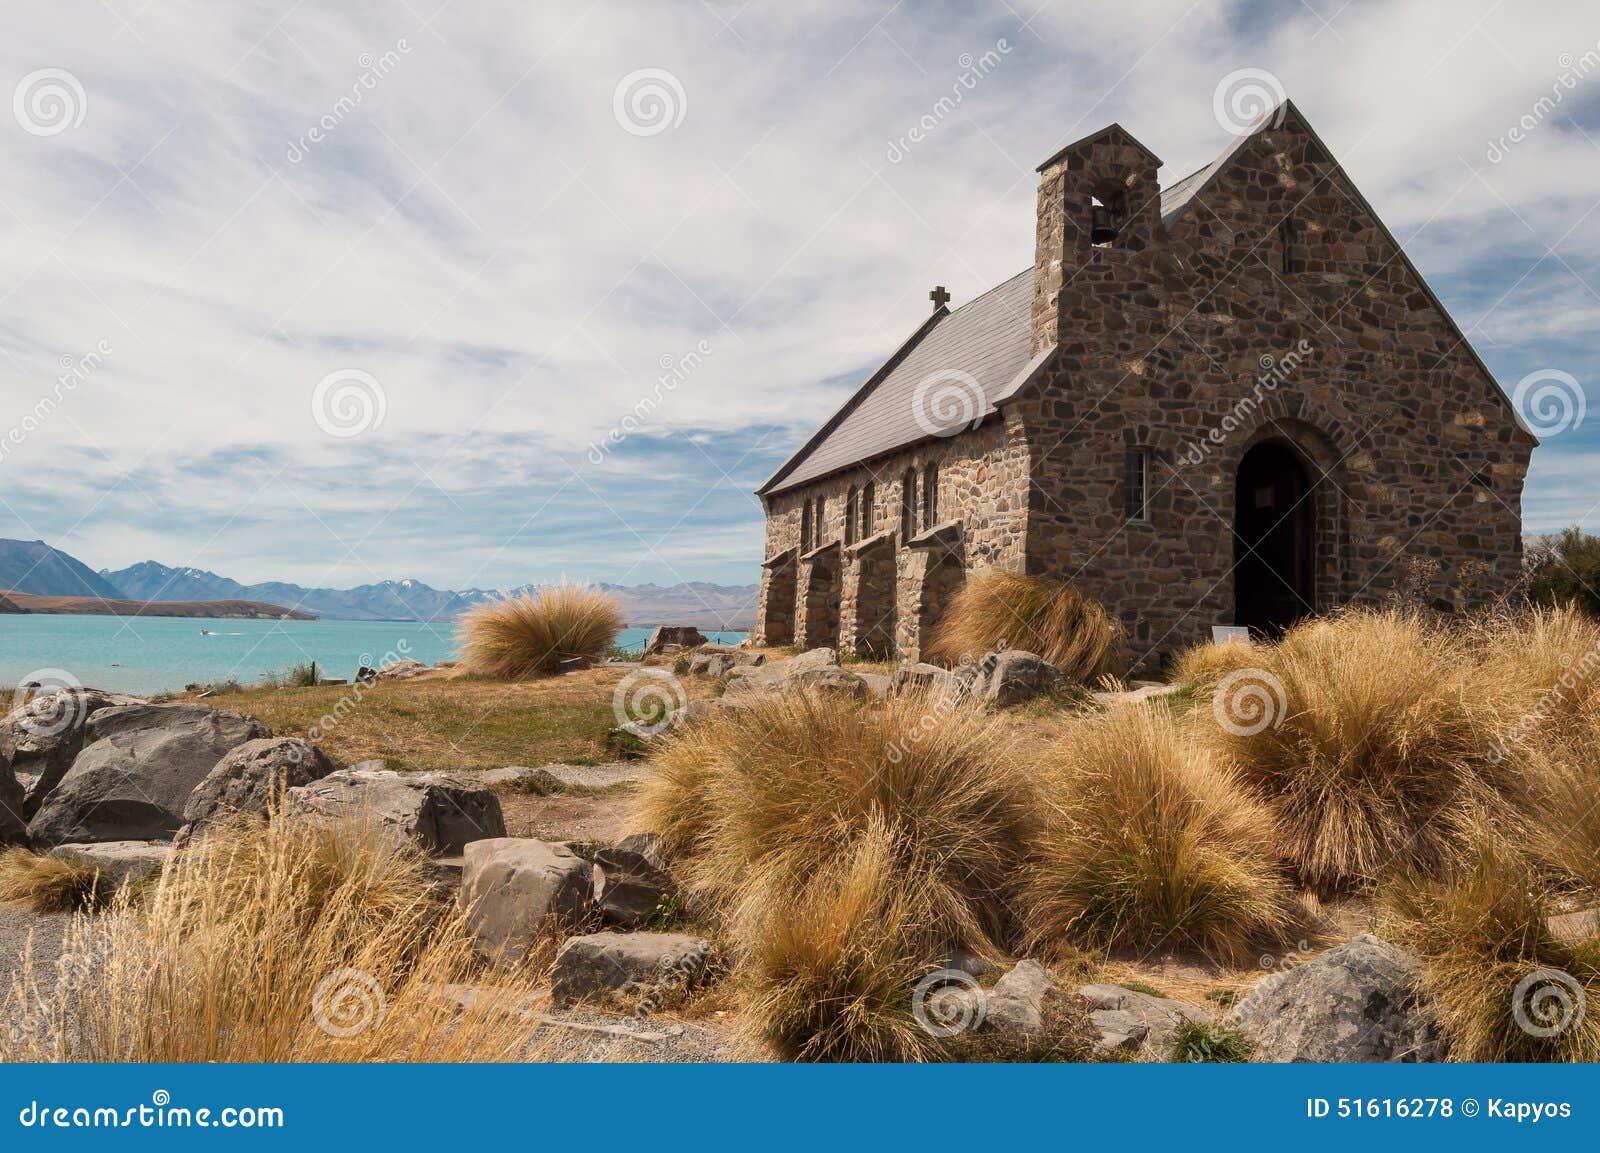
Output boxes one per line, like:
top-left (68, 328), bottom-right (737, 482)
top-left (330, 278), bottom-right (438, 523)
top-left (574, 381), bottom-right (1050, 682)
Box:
top-left (800, 499), bottom-right (812, 551)
top-left (921, 462), bottom-right (939, 529)
top-left (901, 469), bottom-right (916, 540)
top-left (845, 486), bottom-right (858, 546)
top-left (861, 481), bottom-right (875, 540)
top-left (815, 495), bottom-right (826, 544)
top-left (1278, 217), bottom-right (1297, 274)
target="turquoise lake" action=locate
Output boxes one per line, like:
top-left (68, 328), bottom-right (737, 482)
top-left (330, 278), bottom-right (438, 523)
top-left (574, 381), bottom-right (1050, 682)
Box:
top-left (0, 615), bottom-right (746, 695)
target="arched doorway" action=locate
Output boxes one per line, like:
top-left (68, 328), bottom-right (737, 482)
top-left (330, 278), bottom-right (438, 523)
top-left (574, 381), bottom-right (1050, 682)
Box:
top-left (1234, 439), bottom-right (1316, 634)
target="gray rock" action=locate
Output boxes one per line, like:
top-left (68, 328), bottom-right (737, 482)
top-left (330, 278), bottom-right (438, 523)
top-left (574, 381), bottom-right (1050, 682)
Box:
top-left (595, 832), bottom-right (672, 928)
top-left (27, 704), bottom-right (268, 846)
top-left (1079, 983), bottom-right (1213, 1059)
top-left (458, 838), bottom-right (595, 965)
top-left (857, 673), bottom-right (892, 700)
top-left (50, 840), bottom-right (170, 883)
top-left (1546, 907), bottom-right (1600, 944)
top-left (0, 688), bottom-right (146, 823)
top-left (643, 627), bottom-right (707, 656)
top-left (783, 647), bottom-right (839, 673)
top-left (985, 960), bottom-right (1056, 1033)
top-left (687, 646), bottom-right (764, 679)
top-left (890, 662), bottom-right (955, 695)
top-left (787, 667), bottom-right (869, 699)
top-left (980, 650), bottom-right (1065, 707)
top-left (284, 768), bottom-right (506, 856)
top-left (550, 931), bottom-right (712, 1007)
top-left (1089, 1008), bottom-right (1150, 1053)
top-left (1226, 934), bottom-right (1441, 1062)
top-left (0, 767), bottom-right (24, 846)
top-left (179, 737), bottom-right (335, 839)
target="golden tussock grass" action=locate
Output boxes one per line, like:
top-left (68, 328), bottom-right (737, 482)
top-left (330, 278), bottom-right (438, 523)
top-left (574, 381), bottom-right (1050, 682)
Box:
top-left (1378, 822), bottom-right (1600, 1062)
top-left (458, 584), bottom-right (623, 679)
top-left (924, 570), bottom-right (1123, 682)
top-left (1169, 638), bottom-right (1259, 688)
top-left (633, 687), bottom-right (1043, 1059)
top-left (1196, 609), bottom-right (1510, 892)
top-left (738, 822), bottom-right (943, 1062)
top-left (0, 848), bottom-right (112, 913)
top-left (1, 813), bottom-right (553, 1062)
top-left (1026, 703), bottom-right (1300, 964)
top-left (634, 687), bottom-right (1039, 959)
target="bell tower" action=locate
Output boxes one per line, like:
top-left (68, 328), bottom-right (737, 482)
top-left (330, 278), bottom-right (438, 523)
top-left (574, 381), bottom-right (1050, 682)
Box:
top-left (1030, 124), bottom-right (1163, 354)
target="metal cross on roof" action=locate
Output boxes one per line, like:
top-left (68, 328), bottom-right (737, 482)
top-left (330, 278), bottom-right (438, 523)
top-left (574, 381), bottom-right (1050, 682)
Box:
top-left (929, 285), bottom-right (951, 310)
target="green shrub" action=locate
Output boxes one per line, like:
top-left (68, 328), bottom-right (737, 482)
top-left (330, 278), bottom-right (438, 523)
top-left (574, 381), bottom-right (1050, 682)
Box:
top-left (1526, 528), bottom-right (1600, 616)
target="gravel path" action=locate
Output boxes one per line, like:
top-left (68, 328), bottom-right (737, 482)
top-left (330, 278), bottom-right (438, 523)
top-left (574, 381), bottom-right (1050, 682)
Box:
top-left (474, 762), bottom-right (653, 789)
top-left (0, 907), bottom-right (72, 982)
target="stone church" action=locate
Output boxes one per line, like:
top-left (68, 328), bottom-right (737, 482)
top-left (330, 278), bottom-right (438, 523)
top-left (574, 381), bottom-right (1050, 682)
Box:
top-left (753, 100), bottom-right (1534, 666)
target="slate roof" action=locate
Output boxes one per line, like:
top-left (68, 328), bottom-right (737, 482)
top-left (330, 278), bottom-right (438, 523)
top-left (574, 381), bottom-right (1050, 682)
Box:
top-left (760, 269), bottom-right (1037, 494)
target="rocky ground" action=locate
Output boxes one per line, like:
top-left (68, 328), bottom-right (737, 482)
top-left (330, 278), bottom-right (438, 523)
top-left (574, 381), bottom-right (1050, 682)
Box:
top-left (0, 642), bottom-right (1485, 1063)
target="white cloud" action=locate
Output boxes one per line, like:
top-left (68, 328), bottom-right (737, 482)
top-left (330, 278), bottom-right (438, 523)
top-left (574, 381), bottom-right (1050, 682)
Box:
top-left (2, 0), bottom-right (1598, 586)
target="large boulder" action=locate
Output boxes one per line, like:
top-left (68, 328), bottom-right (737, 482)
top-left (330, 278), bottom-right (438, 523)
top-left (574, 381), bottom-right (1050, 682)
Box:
top-left (27, 704), bottom-right (267, 846)
top-left (50, 840), bottom-right (170, 884)
top-left (284, 768), bottom-right (505, 855)
top-left (687, 646), bottom-right (764, 679)
top-left (178, 737), bottom-right (336, 842)
top-left (1226, 934), bottom-right (1441, 1062)
top-left (643, 627), bottom-right (707, 656)
top-left (550, 931), bottom-right (712, 1007)
top-left (721, 648), bottom-right (849, 697)
top-left (1079, 983), bottom-right (1214, 1060)
top-left (458, 838), bottom-right (595, 965)
top-left (0, 688), bottom-right (146, 821)
top-left (979, 650), bottom-right (1064, 707)
top-left (984, 960), bottom-right (1057, 1033)
top-left (595, 832), bottom-right (672, 928)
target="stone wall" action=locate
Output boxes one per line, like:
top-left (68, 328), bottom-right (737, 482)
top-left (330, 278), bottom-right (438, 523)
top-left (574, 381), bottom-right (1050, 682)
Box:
top-left (1018, 112), bottom-right (1531, 667)
top-left (754, 412), bottom-right (1031, 659)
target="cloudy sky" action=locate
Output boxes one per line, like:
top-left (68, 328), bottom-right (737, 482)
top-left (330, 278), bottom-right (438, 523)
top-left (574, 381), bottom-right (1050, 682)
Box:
top-left (2, 0), bottom-right (1598, 591)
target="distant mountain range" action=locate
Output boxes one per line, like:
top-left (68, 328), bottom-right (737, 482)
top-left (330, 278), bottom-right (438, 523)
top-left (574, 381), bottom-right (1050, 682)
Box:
top-left (0, 540), bottom-right (756, 628)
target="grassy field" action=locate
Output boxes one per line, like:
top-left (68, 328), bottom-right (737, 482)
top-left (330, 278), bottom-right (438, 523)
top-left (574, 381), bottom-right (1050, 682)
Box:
top-left (169, 666), bottom-right (719, 772)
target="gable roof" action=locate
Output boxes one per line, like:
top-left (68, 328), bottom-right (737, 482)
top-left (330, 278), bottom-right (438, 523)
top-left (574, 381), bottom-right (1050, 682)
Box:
top-left (759, 270), bottom-right (1038, 495)
top-left (762, 100), bottom-right (1532, 498)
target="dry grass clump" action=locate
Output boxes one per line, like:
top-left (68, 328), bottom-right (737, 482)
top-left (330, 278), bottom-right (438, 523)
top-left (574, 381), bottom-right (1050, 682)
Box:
top-left (1471, 604), bottom-right (1600, 748)
top-left (925, 570), bottom-right (1122, 682)
top-left (635, 687), bottom-right (1038, 957)
top-left (1026, 704), bottom-right (1299, 963)
top-left (1379, 824), bottom-right (1600, 1062)
top-left (1, 813), bottom-right (550, 1062)
top-left (458, 584), bottom-right (623, 679)
top-left (634, 687), bottom-right (1043, 1059)
top-left (1196, 609), bottom-right (1507, 892)
top-left (740, 823), bottom-right (943, 1062)
top-left (0, 848), bottom-right (113, 913)
top-left (1169, 638), bottom-right (1259, 688)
